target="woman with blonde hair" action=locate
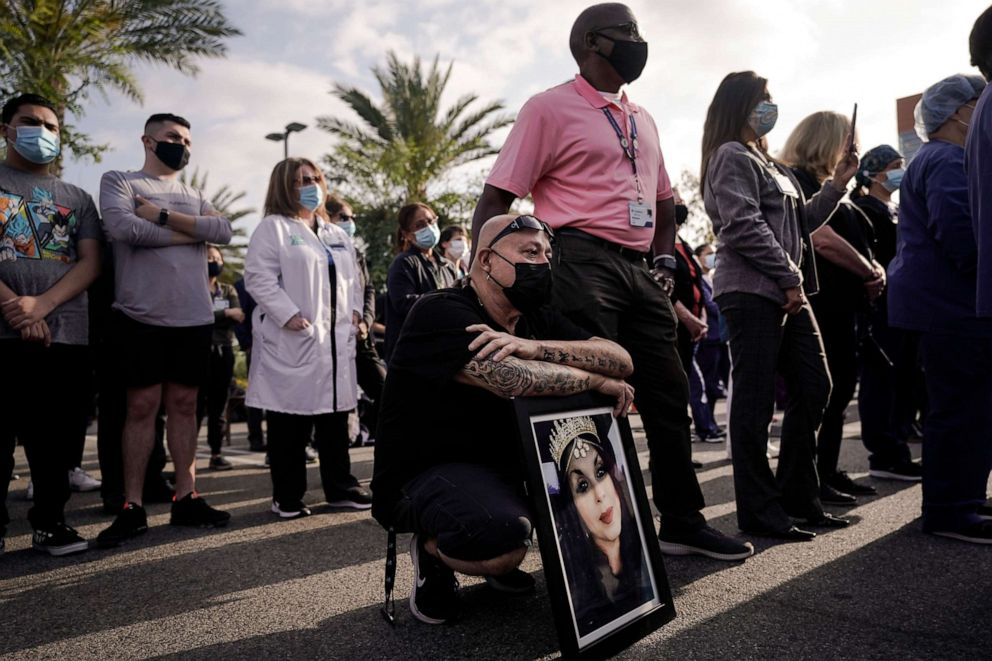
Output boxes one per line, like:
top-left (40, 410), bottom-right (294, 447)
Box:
top-left (781, 111), bottom-right (887, 506)
top-left (245, 158), bottom-right (371, 518)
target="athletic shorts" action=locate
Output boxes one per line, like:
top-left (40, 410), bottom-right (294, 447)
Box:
top-left (112, 311), bottom-right (211, 388)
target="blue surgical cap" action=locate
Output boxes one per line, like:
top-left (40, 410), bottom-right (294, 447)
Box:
top-left (914, 74), bottom-right (987, 141)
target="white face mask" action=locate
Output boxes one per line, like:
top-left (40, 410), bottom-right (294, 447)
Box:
top-left (447, 238), bottom-right (466, 259)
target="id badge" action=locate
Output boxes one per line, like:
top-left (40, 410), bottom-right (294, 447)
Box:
top-left (628, 201), bottom-right (654, 228)
top-left (212, 297), bottom-right (230, 312)
top-left (771, 171), bottom-right (799, 198)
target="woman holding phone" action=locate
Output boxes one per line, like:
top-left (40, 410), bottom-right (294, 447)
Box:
top-left (700, 71), bottom-right (859, 541)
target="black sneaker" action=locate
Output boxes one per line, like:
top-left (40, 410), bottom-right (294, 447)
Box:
top-left (658, 524), bottom-right (754, 561)
top-left (170, 493), bottom-right (231, 528)
top-left (826, 471), bottom-right (877, 496)
top-left (409, 535), bottom-right (458, 624)
top-left (97, 503), bottom-right (148, 548)
top-left (977, 503), bottom-right (992, 521)
top-left (819, 483), bottom-right (857, 505)
top-left (484, 568), bottom-right (536, 594)
top-left (271, 500), bottom-right (312, 520)
top-left (209, 455), bottom-right (233, 471)
top-left (869, 461), bottom-right (923, 482)
top-left (327, 485), bottom-right (373, 510)
top-left (929, 520), bottom-right (992, 545)
top-left (32, 522), bottom-right (89, 556)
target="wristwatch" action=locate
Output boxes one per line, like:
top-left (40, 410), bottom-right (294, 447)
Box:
top-left (652, 254), bottom-right (677, 271)
top-left (158, 208), bottom-right (170, 226)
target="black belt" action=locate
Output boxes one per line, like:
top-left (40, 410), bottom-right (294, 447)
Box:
top-left (556, 228), bottom-right (649, 262)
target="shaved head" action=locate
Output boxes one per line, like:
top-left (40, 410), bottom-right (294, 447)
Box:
top-left (477, 213), bottom-right (519, 248)
top-left (569, 3), bottom-right (636, 63)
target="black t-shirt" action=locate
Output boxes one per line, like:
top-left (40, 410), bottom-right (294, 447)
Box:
top-left (792, 168), bottom-right (874, 305)
top-left (370, 283), bottom-right (592, 526)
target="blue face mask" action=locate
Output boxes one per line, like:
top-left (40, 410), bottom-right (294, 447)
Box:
top-left (748, 101), bottom-right (778, 138)
top-left (413, 223), bottom-right (440, 250)
top-left (298, 183), bottom-right (324, 212)
top-left (879, 168), bottom-right (905, 193)
top-left (12, 125), bottom-right (60, 164)
top-left (338, 219), bottom-right (356, 237)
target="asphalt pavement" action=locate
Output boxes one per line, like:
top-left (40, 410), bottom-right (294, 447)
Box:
top-left (0, 403), bottom-right (989, 660)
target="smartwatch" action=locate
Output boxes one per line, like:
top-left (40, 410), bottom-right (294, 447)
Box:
top-left (158, 208), bottom-right (170, 226)
top-left (652, 254), bottom-right (677, 271)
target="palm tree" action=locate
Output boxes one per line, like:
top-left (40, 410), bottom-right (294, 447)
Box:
top-left (0, 0), bottom-right (241, 165)
top-left (180, 168), bottom-right (255, 280)
top-left (318, 51), bottom-right (513, 204)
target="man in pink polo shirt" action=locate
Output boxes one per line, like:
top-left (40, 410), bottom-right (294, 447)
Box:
top-left (472, 2), bottom-right (753, 561)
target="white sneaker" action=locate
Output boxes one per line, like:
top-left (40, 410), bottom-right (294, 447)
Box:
top-left (26, 480), bottom-right (33, 501)
top-left (68, 467), bottom-right (102, 492)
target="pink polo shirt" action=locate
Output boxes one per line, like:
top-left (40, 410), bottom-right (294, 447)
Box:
top-left (487, 74), bottom-right (673, 251)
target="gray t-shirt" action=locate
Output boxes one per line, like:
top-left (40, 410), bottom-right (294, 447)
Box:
top-left (0, 163), bottom-right (102, 345)
top-left (100, 170), bottom-right (233, 327)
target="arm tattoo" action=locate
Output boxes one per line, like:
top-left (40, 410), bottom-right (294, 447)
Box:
top-left (534, 341), bottom-right (632, 377)
top-left (462, 356), bottom-right (593, 398)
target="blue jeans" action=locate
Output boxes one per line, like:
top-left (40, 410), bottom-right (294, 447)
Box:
top-left (919, 333), bottom-right (992, 531)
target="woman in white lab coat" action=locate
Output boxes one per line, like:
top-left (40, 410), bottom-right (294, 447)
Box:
top-left (245, 157), bottom-right (372, 518)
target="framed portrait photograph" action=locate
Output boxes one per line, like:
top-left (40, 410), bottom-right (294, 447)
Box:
top-left (514, 393), bottom-right (676, 660)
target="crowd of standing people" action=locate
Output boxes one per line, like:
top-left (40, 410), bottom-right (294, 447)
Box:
top-left (0, 0), bottom-right (990, 634)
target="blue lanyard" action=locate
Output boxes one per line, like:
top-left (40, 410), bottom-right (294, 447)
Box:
top-left (601, 107), bottom-right (639, 176)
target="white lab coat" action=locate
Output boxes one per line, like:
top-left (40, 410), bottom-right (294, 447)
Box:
top-left (244, 214), bottom-right (362, 415)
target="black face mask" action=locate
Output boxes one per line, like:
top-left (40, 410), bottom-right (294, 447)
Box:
top-left (675, 203), bottom-right (689, 226)
top-left (595, 36), bottom-right (648, 84)
top-left (208, 262), bottom-right (223, 278)
top-left (152, 139), bottom-right (190, 171)
top-left (489, 251), bottom-right (553, 313)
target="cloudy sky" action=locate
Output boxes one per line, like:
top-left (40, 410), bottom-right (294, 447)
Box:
top-left (61, 0), bottom-right (987, 236)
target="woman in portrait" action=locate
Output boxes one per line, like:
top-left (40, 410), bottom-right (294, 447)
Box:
top-left (547, 415), bottom-right (653, 636)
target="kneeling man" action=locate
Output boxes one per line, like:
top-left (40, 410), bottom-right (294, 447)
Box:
top-left (371, 214), bottom-right (635, 624)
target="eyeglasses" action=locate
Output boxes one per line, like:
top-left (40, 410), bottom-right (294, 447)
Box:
top-left (590, 21), bottom-right (642, 40)
top-left (296, 175), bottom-right (323, 186)
top-left (487, 214), bottom-right (555, 248)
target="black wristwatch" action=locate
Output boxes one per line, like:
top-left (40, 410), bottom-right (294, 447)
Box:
top-left (652, 254), bottom-right (677, 271)
top-left (158, 208), bottom-right (170, 226)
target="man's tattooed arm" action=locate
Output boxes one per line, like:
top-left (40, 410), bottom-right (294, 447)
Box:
top-left (455, 355), bottom-right (605, 398)
top-left (534, 338), bottom-right (633, 378)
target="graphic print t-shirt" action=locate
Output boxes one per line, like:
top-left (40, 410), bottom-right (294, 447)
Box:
top-left (0, 163), bottom-right (102, 345)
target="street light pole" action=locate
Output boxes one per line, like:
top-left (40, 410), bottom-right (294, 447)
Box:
top-left (265, 122), bottom-right (307, 160)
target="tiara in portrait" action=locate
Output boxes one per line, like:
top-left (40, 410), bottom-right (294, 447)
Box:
top-left (548, 415), bottom-right (600, 468)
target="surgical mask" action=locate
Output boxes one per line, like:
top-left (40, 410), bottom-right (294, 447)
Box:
top-left (11, 126), bottom-right (60, 164)
top-left (338, 219), bottom-right (356, 237)
top-left (151, 139), bottom-right (190, 171)
top-left (447, 238), bottom-right (466, 259)
top-left (748, 101), bottom-right (778, 138)
top-left (489, 251), bottom-right (553, 313)
top-left (208, 262), bottom-right (223, 278)
top-left (674, 204), bottom-right (689, 226)
top-left (413, 223), bottom-right (440, 250)
top-left (298, 183), bottom-right (324, 212)
top-left (879, 168), bottom-right (905, 193)
top-left (596, 36), bottom-right (649, 84)
top-left (703, 253), bottom-right (716, 270)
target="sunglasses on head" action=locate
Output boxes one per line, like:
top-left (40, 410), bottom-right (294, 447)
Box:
top-left (487, 214), bottom-right (555, 248)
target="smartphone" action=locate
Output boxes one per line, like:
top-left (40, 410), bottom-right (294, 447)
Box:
top-left (848, 103), bottom-right (858, 152)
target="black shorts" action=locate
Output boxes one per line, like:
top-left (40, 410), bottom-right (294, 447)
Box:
top-left (112, 311), bottom-right (212, 388)
top-left (393, 463), bottom-right (533, 562)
